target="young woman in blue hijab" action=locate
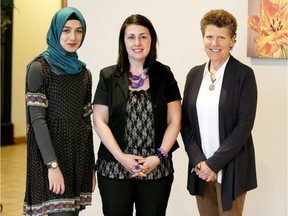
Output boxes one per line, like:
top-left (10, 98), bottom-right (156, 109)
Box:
top-left (23, 7), bottom-right (95, 216)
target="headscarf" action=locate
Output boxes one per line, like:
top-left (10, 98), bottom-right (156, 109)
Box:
top-left (40, 7), bottom-right (87, 75)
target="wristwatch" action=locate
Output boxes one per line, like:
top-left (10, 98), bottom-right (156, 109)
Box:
top-left (47, 160), bottom-right (58, 169)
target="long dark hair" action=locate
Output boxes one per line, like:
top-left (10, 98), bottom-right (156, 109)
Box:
top-left (117, 14), bottom-right (158, 73)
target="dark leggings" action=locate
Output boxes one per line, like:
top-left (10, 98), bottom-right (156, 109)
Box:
top-left (98, 174), bottom-right (174, 216)
top-left (48, 210), bottom-right (79, 216)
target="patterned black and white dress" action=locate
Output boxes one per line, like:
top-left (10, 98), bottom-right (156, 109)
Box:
top-left (23, 58), bottom-right (95, 215)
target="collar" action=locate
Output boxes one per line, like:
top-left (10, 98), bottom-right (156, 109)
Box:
top-left (203, 57), bottom-right (230, 80)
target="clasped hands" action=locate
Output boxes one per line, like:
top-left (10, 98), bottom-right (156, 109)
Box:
top-left (119, 154), bottom-right (160, 178)
top-left (192, 161), bottom-right (217, 182)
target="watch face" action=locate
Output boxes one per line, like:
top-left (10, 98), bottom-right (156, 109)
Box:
top-left (51, 161), bottom-right (58, 168)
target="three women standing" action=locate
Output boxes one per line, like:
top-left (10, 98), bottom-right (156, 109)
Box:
top-left (24, 6), bottom-right (257, 216)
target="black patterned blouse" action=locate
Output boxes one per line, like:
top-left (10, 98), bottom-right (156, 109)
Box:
top-left (96, 89), bottom-right (173, 180)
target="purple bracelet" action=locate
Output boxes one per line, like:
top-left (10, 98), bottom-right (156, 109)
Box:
top-left (157, 148), bottom-right (168, 159)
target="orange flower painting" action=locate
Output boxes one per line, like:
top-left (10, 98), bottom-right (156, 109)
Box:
top-left (247, 0), bottom-right (288, 58)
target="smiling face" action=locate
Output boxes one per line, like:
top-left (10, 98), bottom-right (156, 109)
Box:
top-left (60, 19), bottom-right (83, 52)
top-left (124, 24), bottom-right (152, 65)
top-left (203, 25), bottom-right (236, 65)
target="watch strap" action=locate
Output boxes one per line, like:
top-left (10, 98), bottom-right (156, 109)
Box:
top-left (47, 160), bottom-right (58, 169)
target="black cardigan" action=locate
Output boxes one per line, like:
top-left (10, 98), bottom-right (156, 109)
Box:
top-left (181, 56), bottom-right (258, 211)
top-left (93, 61), bottom-right (182, 161)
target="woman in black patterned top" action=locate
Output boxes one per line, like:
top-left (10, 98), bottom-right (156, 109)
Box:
top-left (23, 7), bottom-right (95, 216)
top-left (93, 14), bottom-right (182, 216)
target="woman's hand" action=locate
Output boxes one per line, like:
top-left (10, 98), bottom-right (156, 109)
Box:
top-left (195, 161), bottom-right (217, 182)
top-left (48, 168), bottom-right (65, 194)
top-left (131, 155), bottom-right (161, 177)
top-left (117, 153), bottom-right (145, 176)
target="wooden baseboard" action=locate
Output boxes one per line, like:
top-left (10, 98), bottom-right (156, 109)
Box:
top-left (14, 136), bottom-right (27, 144)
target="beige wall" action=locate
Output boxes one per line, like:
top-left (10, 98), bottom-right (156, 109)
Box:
top-left (11, 0), bottom-right (287, 215)
top-left (12, 0), bottom-right (61, 137)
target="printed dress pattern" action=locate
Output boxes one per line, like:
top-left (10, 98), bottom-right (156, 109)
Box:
top-left (23, 58), bottom-right (94, 216)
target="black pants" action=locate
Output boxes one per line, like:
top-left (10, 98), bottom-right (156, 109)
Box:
top-left (48, 210), bottom-right (79, 216)
top-left (97, 174), bottom-right (174, 216)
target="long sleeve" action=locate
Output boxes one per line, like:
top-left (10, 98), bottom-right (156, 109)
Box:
top-left (26, 61), bottom-right (57, 164)
top-left (181, 66), bottom-right (206, 167)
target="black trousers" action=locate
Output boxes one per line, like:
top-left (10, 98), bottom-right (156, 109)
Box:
top-left (48, 210), bottom-right (79, 216)
top-left (97, 174), bottom-right (174, 216)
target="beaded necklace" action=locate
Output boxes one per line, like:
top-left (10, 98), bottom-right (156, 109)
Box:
top-left (128, 68), bottom-right (148, 89)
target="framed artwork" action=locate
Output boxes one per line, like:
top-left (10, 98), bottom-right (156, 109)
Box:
top-left (62, 0), bottom-right (67, 7)
top-left (247, 0), bottom-right (288, 59)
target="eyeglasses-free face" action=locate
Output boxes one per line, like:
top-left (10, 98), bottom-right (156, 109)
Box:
top-left (124, 24), bottom-right (152, 65)
top-left (60, 20), bottom-right (83, 53)
top-left (203, 24), bottom-right (236, 66)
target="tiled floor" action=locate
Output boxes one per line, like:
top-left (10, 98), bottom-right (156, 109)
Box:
top-left (1, 143), bottom-right (27, 216)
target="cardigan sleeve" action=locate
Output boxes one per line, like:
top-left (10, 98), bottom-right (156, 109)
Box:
top-left (181, 67), bottom-right (206, 167)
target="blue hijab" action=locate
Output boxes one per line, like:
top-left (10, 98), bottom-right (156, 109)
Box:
top-left (40, 7), bottom-right (86, 75)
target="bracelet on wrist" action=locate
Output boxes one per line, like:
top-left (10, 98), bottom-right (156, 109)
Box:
top-left (155, 148), bottom-right (168, 163)
top-left (155, 151), bottom-right (165, 163)
top-left (157, 148), bottom-right (168, 159)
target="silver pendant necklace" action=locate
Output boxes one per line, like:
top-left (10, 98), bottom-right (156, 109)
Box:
top-left (209, 78), bottom-right (216, 91)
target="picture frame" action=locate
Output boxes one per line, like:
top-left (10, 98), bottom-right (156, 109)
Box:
top-left (247, 0), bottom-right (287, 59)
top-left (62, 0), bottom-right (67, 8)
